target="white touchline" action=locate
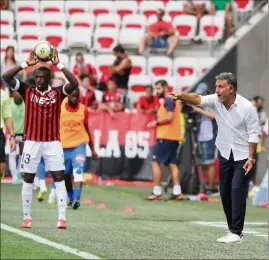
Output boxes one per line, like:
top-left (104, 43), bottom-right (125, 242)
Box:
top-left (1, 223), bottom-right (101, 259)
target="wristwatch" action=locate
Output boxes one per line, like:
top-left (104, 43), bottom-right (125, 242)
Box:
top-left (248, 157), bottom-right (256, 164)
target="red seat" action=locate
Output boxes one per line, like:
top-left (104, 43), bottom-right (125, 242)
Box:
top-left (98, 38), bottom-right (114, 48)
top-left (176, 25), bottom-right (192, 36)
top-left (177, 67), bottom-right (194, 77)
top-left (152, 67), bottom-right (168, 76)
top-left (204, 26), bottom-right (219, 37)
top-left (131, 66), bottom-right (142, 75)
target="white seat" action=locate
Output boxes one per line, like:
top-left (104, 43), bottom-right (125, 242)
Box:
top-left (148, 56), bottom-right (173, 77)
top-left (42, 13), bottom-right (66, 27)
top-left (153, 75), bottom-right (177, 92)
top-left (199, 15), bottom-right (225, 41)
top-left (58, 53), bottom-right (69, 67)
top-left (67, 27), bottom-right (92, 49)
top-left (173, 57), bottom-right (198, 78)
top-left (15, 0), bottom-right (39, 13)
top-left (18, 52), bottom-right (31, 63)
top-left (0, 39), bottom-right (18, 53)
top-left (147, 14), bottom-right (172, 25)
top-left (70, 54), bottom-right (95, 69)
top-left (0, 25), bottom-right (14, 40)
top-left (40, 0), bottom-right (65, 13)
top-left (95, 54), bottom-right (115, 80)
top-left (128, 75), bottom-right (152, 92)
top-left (114, 1), bottom-right (138, 20)
top-left (93, 28), bottom-right (118, 53)
top-left (65, 1), bottom-right (89, 15)
top-left (165, 1), bottom-right (184, 20)
top-left (122, 14), bottom-right (147, 30)
top-left (197, 57), bottom-right (216, 77)
top-left (176, 75), bottom-right (198, 93)
top-left (0, 10), bottom-right (14, 26)
top-left (119, 28), bottom-right (144, 49)
top-left (17, 26), bottom-right (42, 41)
top-left (89, 1), bottom-right (113, 17)
top-left (129, 55), bottom-right (147, 76)
top-left (42, 27), bottom-right (67, 51)
top-left (69, 13), bottom-right (95, 31)
top-left (96, 14), bottom-right (121, 29)
top-left (232, 0), bottom-right (254, 12)
top-left (16, 12), bottom-right (41, 27)
top-left (18, 40), bottom-right (40, 54)
top-left (174, 15), bottom-right (197, 41)
top-left (139, 0), bottom-right (165, 19)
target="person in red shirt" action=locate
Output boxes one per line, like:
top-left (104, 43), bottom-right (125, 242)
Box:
top-left (136, 85), bottom-right (160, 114)
top-left (138, 9), bottom-right (178, 55)
top-left (72, 52), bottom-right (97, 86)
top-left (98, 79), bottom-right (124, 118)
top-left (79, 74), bottom-right (97, 110)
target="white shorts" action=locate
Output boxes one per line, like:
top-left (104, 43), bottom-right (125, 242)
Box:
top-left (20, 141), bottom-right (65, 173)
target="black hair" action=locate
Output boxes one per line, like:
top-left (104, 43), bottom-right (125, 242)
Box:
top-left (155, 79), bottom-right (168, 88)
top-left (113, 44), bottom-right (125, 54)
top-left (76, 52), bottom-right (83, 57)
top-left (35, 67), bottom-right (52, 80)
top-left (215, 72), bottom-right (237, 92)
top-left (79, 73), bottom-right (89, 81)
top-left (157, 8), bottom-right (165, 15)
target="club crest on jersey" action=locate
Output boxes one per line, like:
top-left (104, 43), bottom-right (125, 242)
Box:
top-left (30, 93), bottom-right (56, 104)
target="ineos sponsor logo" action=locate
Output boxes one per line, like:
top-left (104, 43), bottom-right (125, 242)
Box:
top-left (30, 93), bottom-right (56, 104)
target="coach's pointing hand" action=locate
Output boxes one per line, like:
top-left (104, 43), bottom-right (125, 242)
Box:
top-left (26, 52), bottom-right (38, 66)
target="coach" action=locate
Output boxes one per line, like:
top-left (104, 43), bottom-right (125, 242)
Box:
top-left (170, 73), bottom-right (260, 244)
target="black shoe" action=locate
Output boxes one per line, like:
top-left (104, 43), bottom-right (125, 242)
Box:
top-left (68, 201), bottom-right (73, 207)
top-left (166, 193), bottom-right (184, 201)
top-left (72, 201), bottom-right (80, 210)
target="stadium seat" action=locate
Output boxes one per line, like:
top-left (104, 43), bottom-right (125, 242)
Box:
top-left (139, 0), bottom-right (165, 19)
top-left (15, 0), bottom-right (40, 13)
top-left (0, 10), bottom-right (14, 26)
top-left (18, 40), bottom-right (40, 54)
top-left (119, 28), bottom-right (144, 49)
top-left (147, 14), bottom-right (172, 25)
top-left (128, 75), bottom-right (152, 92)
top-left (232, 0), bottom-right (254, 12)
top-left (122, 14), bottom-right (147, 29)
top-left (42, 12), bottom-right (66, 27)
top-left (18, 52), bottom-right (31, 63)
top-left (17, 26), bottom-right (42, 41)
top-left (173, 57), bottom-right (198, 78)
top-left (93, 28), bottom-right (119, 52)
top-left (199, 15), bottom-right (225, 41)
top-left (40, 0), bottom-right (65, 13)
top-left (43, 27), bottom-right (67, 51)
top-left (53, 53), bottom-right (69, 72)
top-left (0, 39), bottom-right (18, 53)
top-left (96, 14), bottom-right (121, 29)
top-left (153, 75), bottom-right (177, 92)
top-left (148, 56), bottom-right (173, 77)
top-left (176, 75), bottom-right (198, 92)
top-left (114, 0), bottom-right (138, 20)
top-left (67, 27), bottom-right (92, 49)
top-left (129, 55), bottom-right (147, 76)
top-left (65, 1), bottom-right (89, 15)
top-left (69, 13), bottom-right (95, 30)
top-left (69, 54), bottom-right (96, 69)
top-left (0, 26), bottom-right (14, 39)
top-left (89, 1), bottom-right (113, 17)
top-left (197, 57), bottom-right (216, 77)
top-left (165, 1), bottom-right (185, 20)
top-left (95, 54), bottom-right (115, 80)
top-left (173, 15), bottom-right (197, 41)
top-left (16, 12), bottom-right (41, 27)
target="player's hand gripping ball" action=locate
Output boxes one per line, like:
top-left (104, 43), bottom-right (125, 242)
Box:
top-left (34, 41), bottom-right (54, 62)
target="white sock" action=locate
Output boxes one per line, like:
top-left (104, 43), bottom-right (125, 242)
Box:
top-left (39, 179), bottom-right (47, 192)
top-left (55, 181), bottom-right (67, 221)
top-left (153, 186), bottom-right (162, 196)
top-left (22, 182), bottom-right (33, 220)
top-left (49, 188), bottom-right (56, 199)
top-left (173, 185), bottom-right (182, 195)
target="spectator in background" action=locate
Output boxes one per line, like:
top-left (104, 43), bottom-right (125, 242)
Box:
top-left (0, 0), bottom-right (9, 10)
top-left (52, 77), bottom-right (65, 88)
top-left (192, 83), bottom-right (218, 194)
top-left (136, 85), bottom-right (160, 114)
top-left (1, 46), bottom-right (19, 75)
top-left (98, 79), bottom-right (124, 118)
top-left (253, 96), bottom-right (267, 127)
top-left (109, 45), bottom-right (132, 94)
top-left (79, 74), bottom-right (98, 111)
top-left (183, 0), bottom-right (209, 42)
top-left (73, 52), bottom-right (97, 87)
top-left (210, 0), bottom-right (233, 39)
top-left (139, 9), bottom-right (178, 55)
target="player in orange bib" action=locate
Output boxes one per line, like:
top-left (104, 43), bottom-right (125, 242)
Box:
top-left (60, 88), bottom-right (98, 209)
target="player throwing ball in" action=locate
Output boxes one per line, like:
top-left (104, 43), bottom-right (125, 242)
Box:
top-left (60, 88), bottom-right (98, 209)
top-left (2, 48), bottom-right (79, 229)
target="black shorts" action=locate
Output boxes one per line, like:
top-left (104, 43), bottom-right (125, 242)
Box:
top-left (152, 139), bottom-right (180, 165)
top-left (0, 129), bottom-right (6, 163)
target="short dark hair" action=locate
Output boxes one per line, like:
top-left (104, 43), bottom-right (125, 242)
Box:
top-left (113, 44), bottom-right (125, 54)
top-left (157, 8), bottom-right (165, 15)
top-left (76, 52), bottom-right (83, 58)
top-left (155, 79), bottom-right (168, 88)
top-left (108, 78), bottom-right (118, 85)
top-left (79, 73), bottom-right (89, 81)
top-left (145, 85), bottom-right (153, 92)
top-left (35, 67), bottom-right (52, 79)
top-left (215, 72), bottom-right (237, 92)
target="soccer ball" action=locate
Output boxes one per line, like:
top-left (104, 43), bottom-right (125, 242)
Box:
top-left (34, 41), bottom-right (54, 62)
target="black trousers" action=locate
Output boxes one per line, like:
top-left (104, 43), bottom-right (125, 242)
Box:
top-left (219, 151), bottom-right (252, 235)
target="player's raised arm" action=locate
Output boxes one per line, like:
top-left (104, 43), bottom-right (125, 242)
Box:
top-left (51, 48), bottom-right (78, 94)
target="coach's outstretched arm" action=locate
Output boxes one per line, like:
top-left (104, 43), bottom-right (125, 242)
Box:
top-left (51, 48), bottom-right (78, 94)
top-left (169, 92), bottom-right (202, 105)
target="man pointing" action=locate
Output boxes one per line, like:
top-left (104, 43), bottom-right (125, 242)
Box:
top-left (170, 72), bottom-right (260, 243)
